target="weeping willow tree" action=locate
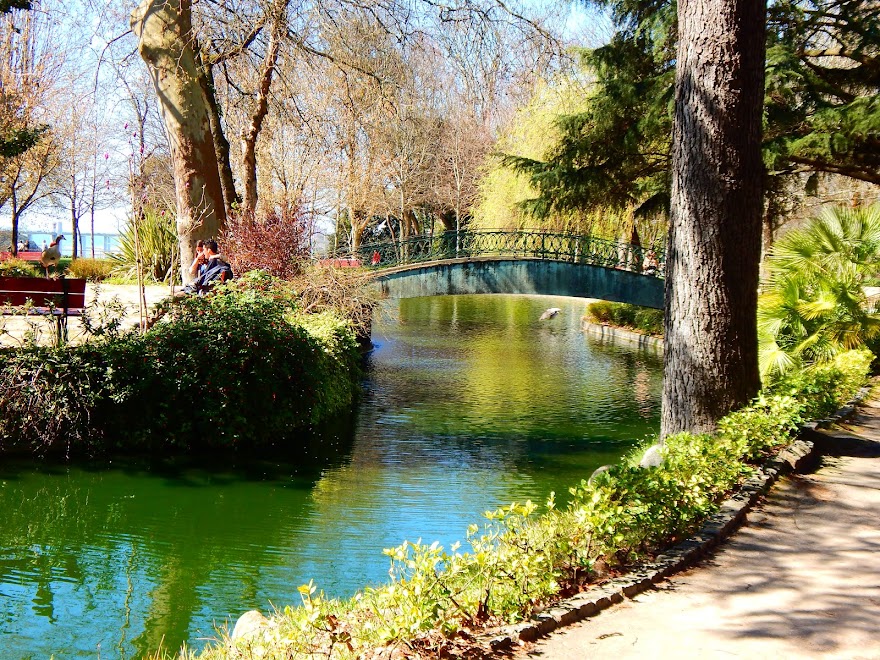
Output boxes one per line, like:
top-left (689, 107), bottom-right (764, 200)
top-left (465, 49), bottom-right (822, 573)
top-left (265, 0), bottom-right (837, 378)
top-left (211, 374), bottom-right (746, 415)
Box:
top-left (759, 204), bottom-right (880, 378)
top-left (473, 76), bottom-right (667, 245)
top-left (503, 0), bottom-right (880, 249)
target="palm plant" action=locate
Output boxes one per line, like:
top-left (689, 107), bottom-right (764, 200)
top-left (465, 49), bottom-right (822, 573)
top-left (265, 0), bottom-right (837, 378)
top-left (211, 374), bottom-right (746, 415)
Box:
top-left (109, 208), bottom-right (178, 283)
top-left (759, 204), bottom-right (880, 379)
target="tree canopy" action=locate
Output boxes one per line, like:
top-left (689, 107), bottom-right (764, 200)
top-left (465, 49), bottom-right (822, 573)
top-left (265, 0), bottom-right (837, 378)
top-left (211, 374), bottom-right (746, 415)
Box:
top-left (0, 0), bottom-right (43, 162)
top-left (505, 0), bottom-right (878, 223)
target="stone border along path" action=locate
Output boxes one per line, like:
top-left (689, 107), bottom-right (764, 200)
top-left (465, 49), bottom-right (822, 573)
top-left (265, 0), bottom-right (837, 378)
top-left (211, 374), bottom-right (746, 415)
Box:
top-left (469, 385), bottom-right (873, 656)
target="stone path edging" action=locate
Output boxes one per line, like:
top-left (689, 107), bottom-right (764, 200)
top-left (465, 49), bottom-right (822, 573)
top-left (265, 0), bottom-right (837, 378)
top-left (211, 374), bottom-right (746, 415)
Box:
top-left (481, 385), bottom-right (873, 654)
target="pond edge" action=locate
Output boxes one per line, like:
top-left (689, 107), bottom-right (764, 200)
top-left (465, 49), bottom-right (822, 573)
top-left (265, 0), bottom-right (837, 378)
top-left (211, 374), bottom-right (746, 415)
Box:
top-left (582, 320), bottom-right (663, 353)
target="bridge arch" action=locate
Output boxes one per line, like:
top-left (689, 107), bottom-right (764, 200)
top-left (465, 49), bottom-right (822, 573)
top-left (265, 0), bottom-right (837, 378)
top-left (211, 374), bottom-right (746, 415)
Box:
top-left (372, 257), bottom-right (664, 309)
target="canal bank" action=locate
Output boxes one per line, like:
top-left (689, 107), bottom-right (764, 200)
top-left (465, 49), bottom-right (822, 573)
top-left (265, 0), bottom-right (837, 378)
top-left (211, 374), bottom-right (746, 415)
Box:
top-left (516, 392), bottom-right (880, 660)
top-left (581, 320), bottom-right (663, 353)
top-left (0, 294), bottom-right (663, 658)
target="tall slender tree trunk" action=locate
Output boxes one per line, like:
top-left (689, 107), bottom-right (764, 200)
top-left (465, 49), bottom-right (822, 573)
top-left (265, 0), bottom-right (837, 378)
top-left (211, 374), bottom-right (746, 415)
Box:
top-left (241, 7), bottom-right (283, 217)
top-left (10, 190), bottom-right (19, 257)
top-left (89, 206), bottom-right (96, 258)
top-left (662, 0), bottom-right (767, 436)
top-left (196, 58), bottom-right (239, 216)
top-left (70, 206), bottom-right (79, 259)
top-left (131, 0), bottom-right (226, 284)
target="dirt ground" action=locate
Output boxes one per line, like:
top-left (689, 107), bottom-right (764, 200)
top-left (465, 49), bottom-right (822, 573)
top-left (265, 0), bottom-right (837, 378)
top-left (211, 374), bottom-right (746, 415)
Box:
top-left (518, 399), bottom-right (880, 660)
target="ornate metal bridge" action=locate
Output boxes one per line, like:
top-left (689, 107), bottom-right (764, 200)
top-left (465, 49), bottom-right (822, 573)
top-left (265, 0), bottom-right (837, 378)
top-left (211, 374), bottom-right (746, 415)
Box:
top-left (327, 230), bottom-right (666, 309)
top-left (336, 229), bottom-right (665, 275)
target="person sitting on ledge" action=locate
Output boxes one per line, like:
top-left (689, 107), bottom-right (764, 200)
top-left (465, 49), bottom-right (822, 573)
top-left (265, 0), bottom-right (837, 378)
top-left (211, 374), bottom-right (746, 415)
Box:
top-left (183, 240), bottom-right (233, 295)
top-left (643, 250), bottom-right (659, 276)
top-left (188, 240), bottom-right (207, 280)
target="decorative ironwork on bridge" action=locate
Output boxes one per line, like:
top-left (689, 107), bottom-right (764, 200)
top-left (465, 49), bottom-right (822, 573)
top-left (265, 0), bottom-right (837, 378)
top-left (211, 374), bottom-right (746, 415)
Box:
top-left (331, 230), bottom-right (665, 276)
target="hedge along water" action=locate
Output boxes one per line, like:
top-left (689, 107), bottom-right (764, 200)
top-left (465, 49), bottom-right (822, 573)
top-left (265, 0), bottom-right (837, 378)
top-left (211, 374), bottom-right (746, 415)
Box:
top-left (0, 294), bottom-right (662, 658)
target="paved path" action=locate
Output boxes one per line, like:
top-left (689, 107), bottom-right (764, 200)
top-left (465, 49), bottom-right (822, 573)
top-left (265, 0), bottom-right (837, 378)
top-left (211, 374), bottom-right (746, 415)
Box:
top-left (519, 397), bottom-right (880, 660)
top-left (0, 283), bottom-right (173, 345)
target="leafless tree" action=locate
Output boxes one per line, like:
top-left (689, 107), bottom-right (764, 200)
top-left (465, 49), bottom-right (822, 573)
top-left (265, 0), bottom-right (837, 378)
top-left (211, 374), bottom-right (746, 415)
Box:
top-left (0, 1), bottom-right (64, 253)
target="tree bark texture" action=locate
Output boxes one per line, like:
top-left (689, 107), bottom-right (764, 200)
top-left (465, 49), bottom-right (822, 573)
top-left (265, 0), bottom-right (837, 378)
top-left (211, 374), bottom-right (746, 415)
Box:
top-left (131, 0), bottom-right (226, 283)
top-left (196, 58), bottom-right (239, 216)
top-left (662, 0), bottom-right (766, 436)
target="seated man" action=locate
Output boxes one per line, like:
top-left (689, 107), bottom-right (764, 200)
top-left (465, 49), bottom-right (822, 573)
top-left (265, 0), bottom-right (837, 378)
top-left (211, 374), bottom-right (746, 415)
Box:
top-left (184, 240), bottom-right (233, 294)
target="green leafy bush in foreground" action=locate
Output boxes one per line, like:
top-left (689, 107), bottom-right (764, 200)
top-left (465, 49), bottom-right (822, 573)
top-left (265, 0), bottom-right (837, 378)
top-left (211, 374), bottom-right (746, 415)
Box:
top-left (0, 272), bottom-right (362, 455)
top-left (586, 301), bottom-right (664, 336)
top-left (764, 349), bottom-right (873, 421)
top-left (162, 350), bottom-right (870, 660)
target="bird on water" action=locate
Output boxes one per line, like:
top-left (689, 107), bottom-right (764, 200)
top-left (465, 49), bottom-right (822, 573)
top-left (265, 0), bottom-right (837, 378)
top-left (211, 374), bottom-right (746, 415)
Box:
top-left (40, 235), bottom-right (64, 278)
top-left (539, 307), bottom-right (562, 320)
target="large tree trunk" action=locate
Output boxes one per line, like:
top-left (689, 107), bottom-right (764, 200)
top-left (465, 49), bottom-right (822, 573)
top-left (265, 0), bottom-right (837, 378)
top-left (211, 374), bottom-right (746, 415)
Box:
top-left (131, 0), bottom-right (226, 284)
top-left (662, 0), bottom-right (767, 436)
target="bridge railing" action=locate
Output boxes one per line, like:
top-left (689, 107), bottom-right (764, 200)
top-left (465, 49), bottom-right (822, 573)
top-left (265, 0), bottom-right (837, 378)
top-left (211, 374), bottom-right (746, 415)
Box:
top-left (329, 230), bottom-right (665, 276)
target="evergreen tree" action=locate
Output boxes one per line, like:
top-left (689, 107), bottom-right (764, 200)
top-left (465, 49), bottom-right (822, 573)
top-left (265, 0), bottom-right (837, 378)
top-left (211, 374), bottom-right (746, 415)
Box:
top-left (764, 0), bottom-right (879, 185)
top-left (506, 0), bottom-right (878, 221)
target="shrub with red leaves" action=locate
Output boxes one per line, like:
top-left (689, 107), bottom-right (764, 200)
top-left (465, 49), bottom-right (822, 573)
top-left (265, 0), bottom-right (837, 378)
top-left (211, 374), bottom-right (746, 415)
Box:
top-left (222, 206), bottom-right (311, 279)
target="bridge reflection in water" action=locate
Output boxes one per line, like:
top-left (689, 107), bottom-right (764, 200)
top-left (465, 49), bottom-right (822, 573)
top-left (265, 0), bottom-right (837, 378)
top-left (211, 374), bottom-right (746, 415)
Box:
top-left (331, 230), bottom-right (666, 309)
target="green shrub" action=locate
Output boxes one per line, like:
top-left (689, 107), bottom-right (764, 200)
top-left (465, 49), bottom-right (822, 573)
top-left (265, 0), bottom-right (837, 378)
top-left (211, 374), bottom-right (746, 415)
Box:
top-left (0, 257), bottom-right (40, 277)
top-left (0, 344), bottom-right (112, 455)
top-left (715, 394), bottom-right (804, 459)
top-left (67, 257), bottom-right (114, 281)
top-left (585, 301), bottom-right (664, 335)
top-left (765, 349), bottom-right (873, 419)
top-left (634, 307), bottom-right (664, 334)
top-left (0, 273), bottom-right (363, 455)
top-left (585, 300), bottom-right (614, 323)
top-left (101, 281), bottom-right (361, 450)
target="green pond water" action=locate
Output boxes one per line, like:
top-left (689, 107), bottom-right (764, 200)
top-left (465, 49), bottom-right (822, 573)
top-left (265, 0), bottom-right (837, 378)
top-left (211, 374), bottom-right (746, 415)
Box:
top-left (0, 294), bottom-right (662, 658)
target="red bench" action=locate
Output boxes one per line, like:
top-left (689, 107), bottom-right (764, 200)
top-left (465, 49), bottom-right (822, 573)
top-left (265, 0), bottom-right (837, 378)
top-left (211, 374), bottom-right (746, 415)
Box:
top-left (0, 276), bottom-right (87, 343)
top-left (0, 251), bottom-right (43, 261)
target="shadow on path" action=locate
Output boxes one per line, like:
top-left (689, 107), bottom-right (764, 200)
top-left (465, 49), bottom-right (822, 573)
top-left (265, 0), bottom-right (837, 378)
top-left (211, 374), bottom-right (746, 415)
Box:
top-left (520, 397), bottom-right (880, 660)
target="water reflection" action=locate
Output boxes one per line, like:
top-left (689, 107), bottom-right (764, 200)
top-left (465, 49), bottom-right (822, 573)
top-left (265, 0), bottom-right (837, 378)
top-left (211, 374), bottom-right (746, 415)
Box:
top-left (0, 294), bottom-right (661, 658)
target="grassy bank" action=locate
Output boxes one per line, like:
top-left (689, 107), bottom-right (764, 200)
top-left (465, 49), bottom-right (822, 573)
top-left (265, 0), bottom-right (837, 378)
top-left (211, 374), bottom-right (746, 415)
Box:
top-left (584, 301), bottom-right (664, 336)
top-left (0, 271), bottom-right (363, 455)
top-left (153, 349), bottom-right (871, 659)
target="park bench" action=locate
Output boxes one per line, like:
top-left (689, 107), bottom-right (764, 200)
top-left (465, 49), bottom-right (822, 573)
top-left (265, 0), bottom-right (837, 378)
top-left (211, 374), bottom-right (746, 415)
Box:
top-left (0, 276), bottom-right (87, 343)
top-left (0, 251), bottom-right (43, 261)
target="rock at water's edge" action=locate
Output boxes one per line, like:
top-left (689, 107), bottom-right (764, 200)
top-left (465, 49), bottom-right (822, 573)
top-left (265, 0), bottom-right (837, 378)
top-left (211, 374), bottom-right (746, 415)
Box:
top-left (232, 610), bottom-right (272, 640)
top-left (639, 444), bottom-right (664, 468)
